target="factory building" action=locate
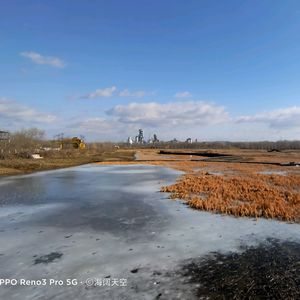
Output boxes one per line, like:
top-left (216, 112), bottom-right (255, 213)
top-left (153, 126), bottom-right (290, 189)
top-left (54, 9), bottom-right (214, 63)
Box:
top-left (169, 138), bottom-right (178, 143)
top-left (135, 129), bottom-right (144, 143)
top-left (127, 129), bottom-right (198, 146)
top-left (128, 129), bottom-right (160, 144)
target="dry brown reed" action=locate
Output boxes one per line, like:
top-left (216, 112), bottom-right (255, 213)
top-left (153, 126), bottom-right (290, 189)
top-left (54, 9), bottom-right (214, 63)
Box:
top-left (161, 171), bottom-right (300, 223)
top-left (92, 148), bottom-right (300, 223)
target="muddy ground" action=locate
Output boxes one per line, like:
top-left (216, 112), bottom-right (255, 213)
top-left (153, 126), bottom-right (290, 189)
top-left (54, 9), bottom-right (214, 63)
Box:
top-left (178, 238), bottom-right (300, 300)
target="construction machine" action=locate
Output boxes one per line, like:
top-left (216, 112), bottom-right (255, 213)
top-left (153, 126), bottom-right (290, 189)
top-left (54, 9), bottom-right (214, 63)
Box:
top-left (52, 134), bottom-right (85, 149)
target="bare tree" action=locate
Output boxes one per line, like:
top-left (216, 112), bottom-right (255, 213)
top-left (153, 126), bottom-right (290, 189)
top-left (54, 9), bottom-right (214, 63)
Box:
top-left (0, 130), bottom-right (10, 159)
top-left (10, 127), bottom-right (46, 158)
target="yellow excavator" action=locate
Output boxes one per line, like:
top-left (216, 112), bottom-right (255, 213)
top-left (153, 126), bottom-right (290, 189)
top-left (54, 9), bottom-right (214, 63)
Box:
top-left (52, 134), bottom-right (85, 149)
top-left (70, 137), bottom-right (85, 149)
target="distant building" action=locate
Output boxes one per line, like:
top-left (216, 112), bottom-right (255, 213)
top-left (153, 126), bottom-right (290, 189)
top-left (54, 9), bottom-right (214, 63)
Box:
top-left (186, 138), bottom-right (192, 143)
top-left (127, 137), bottom-right (133, 144)
top-left (148, 133), bottom-right (152, 144)
top-left (135, 129), bottom-right (144, 143)
top-left (169, 138), bottom-right (179, 143)
top-left (132, 129), bottom-right (159, 144)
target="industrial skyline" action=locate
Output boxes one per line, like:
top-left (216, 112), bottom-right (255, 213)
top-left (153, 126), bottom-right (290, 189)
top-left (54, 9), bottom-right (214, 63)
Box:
top-left (127, 129), bottom-right (193, 144)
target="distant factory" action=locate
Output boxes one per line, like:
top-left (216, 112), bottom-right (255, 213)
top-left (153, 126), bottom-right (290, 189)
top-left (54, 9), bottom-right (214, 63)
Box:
top-left (127, 129), bottom-right (196, 145)
top-left (127, 129), bottom-right (159, 145)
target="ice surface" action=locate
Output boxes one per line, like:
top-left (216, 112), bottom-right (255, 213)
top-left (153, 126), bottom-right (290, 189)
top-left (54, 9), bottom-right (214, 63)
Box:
top-left (256, 170), bottom-right (287, 175)
top-left (1, 164), bottom-right (300, 299)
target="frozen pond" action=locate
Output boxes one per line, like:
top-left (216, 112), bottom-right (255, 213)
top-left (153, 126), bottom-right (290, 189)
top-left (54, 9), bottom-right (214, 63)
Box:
top-left (1, 164), bottom-right (300, 299)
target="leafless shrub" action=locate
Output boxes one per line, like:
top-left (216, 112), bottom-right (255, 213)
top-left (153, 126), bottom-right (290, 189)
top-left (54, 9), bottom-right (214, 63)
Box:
top-left (10, 127), bottom-right (45, 158)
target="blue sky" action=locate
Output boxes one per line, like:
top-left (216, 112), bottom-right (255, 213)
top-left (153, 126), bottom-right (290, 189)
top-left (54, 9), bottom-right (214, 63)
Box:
top-left (1, 0), bottom-right (300, 142)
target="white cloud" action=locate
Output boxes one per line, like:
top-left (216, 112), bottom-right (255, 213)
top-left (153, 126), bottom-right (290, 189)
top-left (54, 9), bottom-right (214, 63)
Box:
top-left (19, 68), bottom-right (28, 74)
top-left (66, 104), bottom-right (300, 142)
top-left (65, 94), bottom-right (80, 101)
top-left (174, 91), bottom-right (193, 98)
top-left (0, 98), bottom-right (62, 123)
top-left (67, 117), bottom-right (136, 140)
top-left (119, 89), bottom-right (146, 97)
top-left (80, 87), bottom-right (116, 99)
top-left (20, 52), bottom-right (67, 68)
top-left (70, 118), bottom-right (120, 132)
top-left (105, 101), bottom-right (230, 128)
top-left (66, 117), bottom-right (128, 142)
top-left (68, 88), bottom-right (154, 100)
top-left (119, 89), bottom-right (131, 97)
top-left (132, 91), bottom-right (146, 97)
top-left (236, 106), bottom-right (300, 129)
top-left (66, 101), bottom-right (229, 142)
top-left (0, 98), bottom-right (14, 104)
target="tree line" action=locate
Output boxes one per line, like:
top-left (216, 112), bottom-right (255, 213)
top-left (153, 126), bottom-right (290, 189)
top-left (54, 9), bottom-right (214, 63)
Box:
top-left (131, 140), bottom-right (300, 151)
top-left (0, 127), bottom-right (48, 159)
top-left (1, 127), bottom-right (300, 160)
top-left (0, 127), bottom-right (117, 159)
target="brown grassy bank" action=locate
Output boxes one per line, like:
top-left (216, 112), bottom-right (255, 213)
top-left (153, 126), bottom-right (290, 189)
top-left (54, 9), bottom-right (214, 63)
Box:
top-left (0, 150), bottom-right (135, 177)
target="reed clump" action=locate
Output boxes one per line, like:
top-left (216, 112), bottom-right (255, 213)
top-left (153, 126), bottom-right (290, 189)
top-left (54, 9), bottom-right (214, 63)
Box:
top-left (161, 172), bottom-right (300, 223)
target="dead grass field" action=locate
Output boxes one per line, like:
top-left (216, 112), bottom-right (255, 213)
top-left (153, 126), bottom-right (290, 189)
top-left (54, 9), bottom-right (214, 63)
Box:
top-left (145, 149), bottom-right (300, 223)
top-left (95, 148), bottom-right (300, 223)
top-left (161, 172), bottom-right (300, 222)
